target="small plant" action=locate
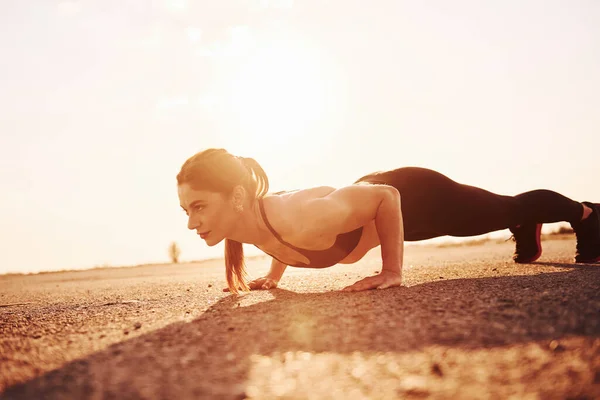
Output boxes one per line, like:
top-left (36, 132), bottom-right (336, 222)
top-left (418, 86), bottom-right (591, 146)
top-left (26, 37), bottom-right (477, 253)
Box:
top-left (554, 226), bottom-right (574, 235)
top-left (169, 242), bottom-right (181, 263)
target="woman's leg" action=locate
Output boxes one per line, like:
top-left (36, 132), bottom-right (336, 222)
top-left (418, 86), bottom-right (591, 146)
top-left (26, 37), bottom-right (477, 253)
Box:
top-left (355, 167), bottom-right (518, 240)
top-left (355, 167), bottom-right (584, 240)
top-left (509, 189), bottom-right (583, 225)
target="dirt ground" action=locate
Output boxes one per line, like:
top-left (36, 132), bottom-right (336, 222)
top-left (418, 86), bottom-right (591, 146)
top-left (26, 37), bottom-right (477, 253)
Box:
top-left (1, 237), bottom-right (599, 399)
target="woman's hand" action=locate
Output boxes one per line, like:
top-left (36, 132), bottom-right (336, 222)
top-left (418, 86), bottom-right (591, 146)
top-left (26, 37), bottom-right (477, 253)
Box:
top-left (248, 276), bottom-right (279, 290)
top-left (222, 276), bottom-right (279, 292)
top-left (342, 270), bottom-right (402, 292)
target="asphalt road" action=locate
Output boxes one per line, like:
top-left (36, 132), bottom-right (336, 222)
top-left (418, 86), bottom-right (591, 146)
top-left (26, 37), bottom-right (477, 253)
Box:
top-left (1, 237), bottom-right (599, 399)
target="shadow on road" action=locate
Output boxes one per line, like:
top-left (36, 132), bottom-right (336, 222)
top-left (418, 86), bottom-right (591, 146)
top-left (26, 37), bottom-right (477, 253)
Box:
top-left (3, 266), bottom-right (600, 399)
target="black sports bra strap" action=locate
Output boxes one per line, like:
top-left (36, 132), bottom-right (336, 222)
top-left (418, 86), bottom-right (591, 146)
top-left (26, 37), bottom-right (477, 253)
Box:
top-left (258, 197), bottom-right (290, 246)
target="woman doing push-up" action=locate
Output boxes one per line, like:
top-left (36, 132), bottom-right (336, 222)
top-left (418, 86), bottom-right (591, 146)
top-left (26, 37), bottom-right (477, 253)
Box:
top-left (176, 148), bottom-right (600, 293)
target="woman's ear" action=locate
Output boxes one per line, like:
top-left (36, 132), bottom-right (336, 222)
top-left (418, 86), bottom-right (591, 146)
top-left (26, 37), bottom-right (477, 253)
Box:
top-left (231, 185), bottom-right (246, 209)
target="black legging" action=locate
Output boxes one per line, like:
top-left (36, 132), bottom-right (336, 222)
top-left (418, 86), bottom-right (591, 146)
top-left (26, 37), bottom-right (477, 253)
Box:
top-left (355, 167), bottom-right (584, 241)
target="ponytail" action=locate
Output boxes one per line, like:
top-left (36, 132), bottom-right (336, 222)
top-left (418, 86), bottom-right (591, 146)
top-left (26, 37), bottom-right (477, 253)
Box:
top-left (238, 157), bottom-right (269, 199)
top-left (225, 239), bottom-right (249, 294)
top-left (224, 157), bottom-right (269, 294)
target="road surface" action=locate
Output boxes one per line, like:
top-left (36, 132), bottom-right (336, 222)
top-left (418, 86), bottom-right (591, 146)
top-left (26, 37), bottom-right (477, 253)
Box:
top-left (1, 237), bottom-right (599, 399)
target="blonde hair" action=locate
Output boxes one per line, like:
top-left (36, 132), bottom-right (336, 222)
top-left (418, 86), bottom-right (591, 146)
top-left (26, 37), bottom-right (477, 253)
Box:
top-left (176, 148), bottom-right (269, 293)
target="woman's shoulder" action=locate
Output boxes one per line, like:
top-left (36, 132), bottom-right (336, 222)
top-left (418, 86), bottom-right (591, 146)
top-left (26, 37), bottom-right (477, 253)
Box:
top-left (267, 182), bottom-right (383, 206)
top-left (261, 186), bottom-right (337, 234)
top-left (268, 186), bottom-right (337, 201)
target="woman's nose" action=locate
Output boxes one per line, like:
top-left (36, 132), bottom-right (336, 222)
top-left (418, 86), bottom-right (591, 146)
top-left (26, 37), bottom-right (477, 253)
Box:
top-left (187, 216), bottom-right (199, 230)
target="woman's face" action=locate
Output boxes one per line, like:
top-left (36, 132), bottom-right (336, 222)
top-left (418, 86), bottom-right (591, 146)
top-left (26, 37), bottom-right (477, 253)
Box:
top-left (178, 183), bottom-right (238, 246)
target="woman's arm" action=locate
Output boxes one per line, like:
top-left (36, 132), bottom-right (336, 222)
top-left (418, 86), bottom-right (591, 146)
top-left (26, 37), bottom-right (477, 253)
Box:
top-left (266, 258), bottom-right (288, 282)
top-left (373, 185), bottom-right (404, 274)
top-left (302, 184), bottom-right (404, 291)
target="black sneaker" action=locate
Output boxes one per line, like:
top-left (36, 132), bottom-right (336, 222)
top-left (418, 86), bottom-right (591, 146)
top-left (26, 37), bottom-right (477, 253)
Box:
top-left (509, 223), bottom-right (543, 263)
top-left (571, 202), bottom-right (600, 263)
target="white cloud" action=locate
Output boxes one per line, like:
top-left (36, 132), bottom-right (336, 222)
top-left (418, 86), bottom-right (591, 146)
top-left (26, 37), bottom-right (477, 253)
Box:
top-left (258, 0), bottom-right (294, 8)
top-left (56, 1), bottom-right (81, 17)
top-left (165, 0), bottom-right (188, 12)
top-left (196, 94), bottom-right (221, 111)
top-left (193, 26), bottom-right (255, 59)
top-left (155, 96), bottom-right (189, 110)
top-left (186, 27), bottom-right (202, 43)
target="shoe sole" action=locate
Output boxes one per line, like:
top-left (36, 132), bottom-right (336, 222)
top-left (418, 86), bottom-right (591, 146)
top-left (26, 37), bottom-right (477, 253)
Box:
top-left (575, 203), bottom-right (600, 263)
top-left (575, 255), bottom-right (600, 263)
top-left (514, 223), bottom-right (543, 263)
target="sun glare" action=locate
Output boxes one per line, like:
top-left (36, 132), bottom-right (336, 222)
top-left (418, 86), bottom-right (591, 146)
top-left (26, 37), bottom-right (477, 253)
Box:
top-left (226, 38), bottom-right (329, 152)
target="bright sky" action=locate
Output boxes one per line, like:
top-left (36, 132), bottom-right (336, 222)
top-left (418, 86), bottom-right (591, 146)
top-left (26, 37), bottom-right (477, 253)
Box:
top-left (1, 0), bottom-right (599, 274)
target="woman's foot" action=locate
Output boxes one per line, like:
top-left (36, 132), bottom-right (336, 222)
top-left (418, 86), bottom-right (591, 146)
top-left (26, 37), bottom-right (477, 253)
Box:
top-left (571, 202), bottom-right (600, 263)
top-left (509, 223), bottom-right (543, 263)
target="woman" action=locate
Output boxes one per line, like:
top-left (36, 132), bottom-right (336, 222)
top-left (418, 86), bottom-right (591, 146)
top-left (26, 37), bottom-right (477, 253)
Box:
top-left (176, 148), bottom-right (600, 293)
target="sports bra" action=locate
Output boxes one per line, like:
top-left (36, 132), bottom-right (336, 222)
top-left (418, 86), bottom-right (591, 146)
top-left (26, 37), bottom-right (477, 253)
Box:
top-left (256, 196), bottom-right (364, 268)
